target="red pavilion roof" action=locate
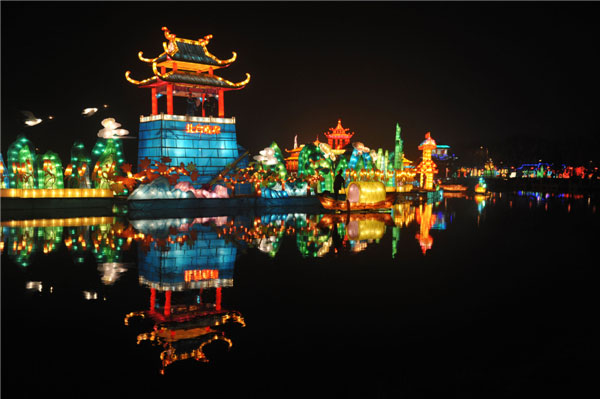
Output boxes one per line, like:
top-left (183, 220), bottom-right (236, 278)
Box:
top-left (324, 119), bottom-right (355, 140)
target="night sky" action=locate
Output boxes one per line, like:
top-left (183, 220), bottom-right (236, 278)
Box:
top-left (2, 1), bottom-right (600, 165)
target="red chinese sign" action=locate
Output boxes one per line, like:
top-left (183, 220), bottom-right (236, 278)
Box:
top-left (185, 124), bottom-right (221, 135)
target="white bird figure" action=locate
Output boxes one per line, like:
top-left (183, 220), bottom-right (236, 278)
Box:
top-left (82, 107), bottom-right (98, 117)
top-left (319, 142), bottom-right (336, 161)
top-left (97, 118), bottom-right (130, 139)
top-left (352, 142), bottom-right (370, 155)
top-left (253, 147), bottom-right (278, 165)
top-left (21, 110), bottom-right (42, 127)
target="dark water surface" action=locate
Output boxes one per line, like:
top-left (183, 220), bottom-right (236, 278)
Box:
top-left (2, 192), bottom-right (596, 397)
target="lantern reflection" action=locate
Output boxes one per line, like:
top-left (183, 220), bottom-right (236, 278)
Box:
top-left (2, 198), bottom-right (481, 374)
top-left (123, 217), bottom-right (245, 374)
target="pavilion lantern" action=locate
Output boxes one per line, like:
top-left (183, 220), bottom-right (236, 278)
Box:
top-left (415, 132), bottom-right (439, 190)
top-left (125, 27), bottom-right (250, 187)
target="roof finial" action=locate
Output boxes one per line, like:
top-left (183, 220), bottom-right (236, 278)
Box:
top-left (162, 26), bottom-right (176, 41)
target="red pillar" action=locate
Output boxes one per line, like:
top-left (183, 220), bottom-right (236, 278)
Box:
top-left (215, 287), bottom-right (222, 311)
top-left (164, 290), bottom-right (171, 317)
top-left (201, 93), bottom-right (206, 117)
top-left (167, 84), bottom-right (173, 115)
top-left (150, 288), bottom-right (156, 311)
top-left (151, 88), bottom-right (158, 115)
top-left (218, 89), bottom-right (224, 117)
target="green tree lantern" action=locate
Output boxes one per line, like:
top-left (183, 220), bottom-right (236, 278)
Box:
top-left (66, 141), bottom-right (92, 188)
top-left (7, 135), bottom-right (36, 189)
top-left (36, 151), bottom-right (64, 189)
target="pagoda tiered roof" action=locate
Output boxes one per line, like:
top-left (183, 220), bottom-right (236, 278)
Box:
top-left (324, 119), bottom-right (355, 139)
top-left (418, 132), bottom-right (437, 150)
top-left (154, 37), bottom-right (236, 71)
top-left (126, 69), bottom-right (250, 92)
top-left (125, 27), bottom-right (250, 93)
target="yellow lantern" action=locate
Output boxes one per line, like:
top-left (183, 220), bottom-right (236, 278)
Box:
top-left (346, 181), bottom-right (386, 204)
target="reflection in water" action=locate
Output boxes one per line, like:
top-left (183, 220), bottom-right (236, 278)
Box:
top-left (98, 262), bottom-right (130, 285)
top-left (124, 216), bottom-right (245, 373)
top-left (391, 203), bottom-right (416, 258)
top-left (415, 203), bottom-right (436, 255)
top-left (1, 200), bottom-right (456, 270)
top-left (64, 226), bottom-right (90, 264)
top-left (319, 213), bottom-right (393, 254)
top-left (25, 280), bottom-right (43, 292)
top-left (2, 196), bottom-right (513, 374)
top-left (129, 217), bottom-right (235, 291)
top-left (5, 225), bottom-right (36, 266)
top-left (125, 288), bottom-right (245, 374)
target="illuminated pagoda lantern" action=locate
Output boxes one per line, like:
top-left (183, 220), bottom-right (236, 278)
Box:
top-left (125, 290), bottom-right (245, 374)
top-left (284, 135), bottom-right (304, 173)
top-left (125, 27), bottom-right (251, 185)
top-left (415, 132), bottom-right (439, 190)
top-left (324, 119), bottom-right (354, 156)
top-left (124, 218), bottom-right (244, 373)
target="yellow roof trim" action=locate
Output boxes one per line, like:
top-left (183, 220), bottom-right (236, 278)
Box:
top-left (155, 60), bottom-right (217, 73)
top-left (201, 44), bottom-right (237, 65)
top-left (211, 73), bottom-right (251, 88)
top-left (138, 51), bottom-right (163, 63)
top-left (152, 62), bottom-right (173, 80)
top-left (125, 70), bottom-right (157, 86)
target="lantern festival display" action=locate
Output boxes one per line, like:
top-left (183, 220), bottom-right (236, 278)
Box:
top-left (65, 142), bottom-right (92, 189)
top-left (415, 132), bottom-right (439, 190)
top-left (7, 135), bottom-right (36, 189)
top-left (346, 181), bottom-right (387, 204)
top-left (1, 154), bottom-right (10, 189)
top-left (125, 27), bottom-right (250, 186)
top-left (36, 151), bottom-right (64, 189)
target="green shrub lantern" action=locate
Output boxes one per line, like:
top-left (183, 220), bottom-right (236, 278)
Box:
top-left (7, 135), bottom-right (36, 189)
top-left (36, 151), bottom-right (64, 189)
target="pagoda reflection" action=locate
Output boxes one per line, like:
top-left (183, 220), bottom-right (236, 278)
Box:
top-left (123, 217), bottom-right (245, 374)
top-left (415, 202), bottom-right (436, 255)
